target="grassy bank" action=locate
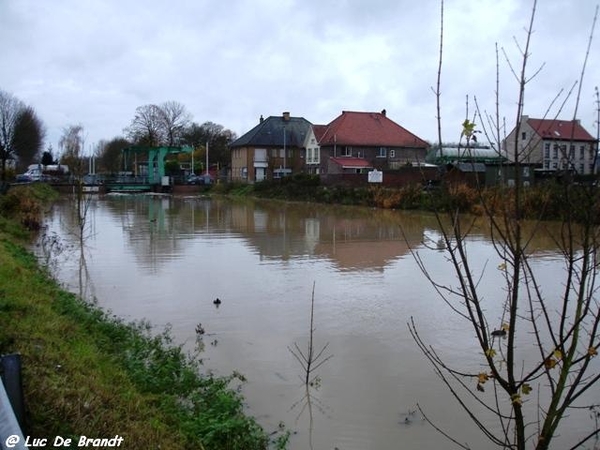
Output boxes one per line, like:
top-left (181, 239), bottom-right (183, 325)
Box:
top-left (0, 184), bottom-right (287, 449)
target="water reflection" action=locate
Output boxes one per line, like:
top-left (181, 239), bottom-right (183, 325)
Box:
top-left (289, 383), bottom-right (331, 450)
top-left (96, 195), bottom-right (431, 273)
top-left (38, 194), bottom-right (599, 450)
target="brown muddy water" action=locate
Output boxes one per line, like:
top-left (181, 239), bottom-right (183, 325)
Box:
top-left (38, 194), bottom-right (600, 449)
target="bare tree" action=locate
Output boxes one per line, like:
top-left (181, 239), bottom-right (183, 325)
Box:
top-left (0, 91), bottom-right (46, 178)
top-left (125, 101), bottom-right (190, 146)
top-left (0, 90), bottom-right (24, 180)
top-left (125, 104), bottom-right (165, 146)
top-left (158, 100), bottom-right (191, 146)
top-left (409, 2), bottom-right (600, 450)
top-left (59, 124), bottom-right (86, 177)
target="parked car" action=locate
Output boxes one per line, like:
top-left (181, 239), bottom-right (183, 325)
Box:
top-left (16, 168), bottom-right (42, 182)
top-left (187, 174), bottom-right (209, 185)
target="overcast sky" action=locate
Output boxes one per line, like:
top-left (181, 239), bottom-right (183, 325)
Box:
top-left (1, 0), bottom-right (599, 154)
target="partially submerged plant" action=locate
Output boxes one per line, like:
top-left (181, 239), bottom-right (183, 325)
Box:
top-left (288, 282), bottom-right (333, 387)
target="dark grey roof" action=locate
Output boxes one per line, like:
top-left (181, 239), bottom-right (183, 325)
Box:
top-left (230, 115), bottom-right (312, 148)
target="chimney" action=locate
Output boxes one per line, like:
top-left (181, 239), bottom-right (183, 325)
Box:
top-left (259, 115), bottom-right (264, 123)
top-left (282, 111), bottom-right (290, 121)
top-left (381, 109), bottom-right (386, 117)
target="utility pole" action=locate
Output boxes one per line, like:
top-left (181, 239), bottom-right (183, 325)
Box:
top-left (191, 146), bottom-right (194, 175)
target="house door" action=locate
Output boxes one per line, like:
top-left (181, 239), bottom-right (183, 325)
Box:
top-left (255, 167), bottom-right (266, 182)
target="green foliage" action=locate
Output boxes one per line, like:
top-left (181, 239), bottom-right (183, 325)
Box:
top-left (252, 174), bottom-right (321, 201)
top-left (164, 159), bottom-right (182, 176)
top-left (0, 239), bottom-right (284, 449)
top-left (214, 182), bottom-right (254, 196)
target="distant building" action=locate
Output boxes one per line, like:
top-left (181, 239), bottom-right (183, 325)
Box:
top-left (229, 112), bottom-right (312, 183)
top-left (303, 125), bottom-right (327, 175)
top-left (316, 110), bottom-right (429, 179)
top-left (503, 115), bottom-right (598, 175)
top-left (428, 145), bottom-right (506, 165)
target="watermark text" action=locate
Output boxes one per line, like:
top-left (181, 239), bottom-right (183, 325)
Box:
top-left (4, 435), bottom-right (124, 448)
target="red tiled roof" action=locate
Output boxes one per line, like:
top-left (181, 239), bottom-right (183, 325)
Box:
top-left (312, 124), bottom-right (328, 141)
top-left (527, 118), bottom-right (595, 141)
top-left (318, 111), bottom-right (429, 148)
top-left (330, 157), bottom-right (372, 168)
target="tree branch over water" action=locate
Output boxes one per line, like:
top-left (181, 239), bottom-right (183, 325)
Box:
top-left (409, 2), bottom-right (600, 449)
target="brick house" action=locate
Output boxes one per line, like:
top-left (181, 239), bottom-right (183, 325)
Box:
top-left (503, 115), bottom-right (598, 175)
top-left (229, 112), bottom-right (312, 183)
top-left (315, 110), bottom-right (429, 180)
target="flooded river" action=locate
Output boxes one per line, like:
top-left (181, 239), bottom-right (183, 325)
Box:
top-left (39, 194), bottom-right (599, 449)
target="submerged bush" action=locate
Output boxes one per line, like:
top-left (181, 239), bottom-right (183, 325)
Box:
top-left (0, 184), bottom-right (58, 231)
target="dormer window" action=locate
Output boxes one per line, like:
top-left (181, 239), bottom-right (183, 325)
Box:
top-left (378, 147), bottom-right (387, 158)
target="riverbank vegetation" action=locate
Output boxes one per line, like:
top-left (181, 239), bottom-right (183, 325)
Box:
top-left (0, 184), bottom-right (288, 449)
top-left (213, 173), bottom-right (600, 223)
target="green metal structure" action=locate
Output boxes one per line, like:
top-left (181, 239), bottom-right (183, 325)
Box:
top-left (123, 145), bottom-right (193, 184)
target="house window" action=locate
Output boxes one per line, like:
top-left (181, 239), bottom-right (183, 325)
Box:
top-left (389, 149), bottom-right (396, 158)
top-left (377, 147), bottom-right (387, 158)
top-left (521, 132), bottom-right (527, 140)
top-left (580, 146), bottom-right (585, 160)
top-left (342, 146), bottom-right (352, 157)
top-left (552, 161), bottom-right (558, 169)
top-left (271, 148), bottom-right (278, 158)
top-left (544, 143), bottom-right (550, 159)
top-left (314, 148), bottom-right (320, 164)
top-left (553, 145), bottom-right (558, 159)
top-left (579, 163), bottom-right (585, 173)
top-left (544, 161), bottom-right (550, 169)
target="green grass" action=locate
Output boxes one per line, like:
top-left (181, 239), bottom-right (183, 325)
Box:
top-left (0, 184), bottom-right (289, 450)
